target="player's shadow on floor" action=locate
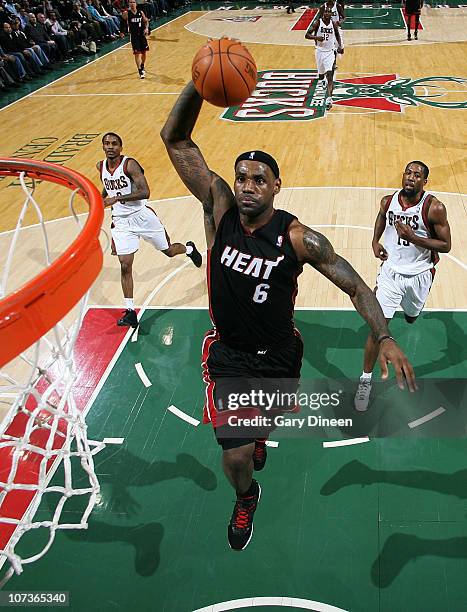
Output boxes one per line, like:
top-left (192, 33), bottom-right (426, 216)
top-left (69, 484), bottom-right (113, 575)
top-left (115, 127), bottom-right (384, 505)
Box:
top-left (320, 459), bottom-right (467, 499)
top-left (163, 279), bottom-right (207, 307)
top-left (321, 460), bottom-right (467, 586)
top-left (146, 71), bottom-right (185, 86)
top-left (376, 119), bottom-right (466, 151)
top-left (371, 533), bottom-right (467, 588)
top-left (298, 312), bottom-right (466, 379)
top-left (45, 446), bottom-right (216, 577)
top-left (150, 36), bottom-right (179, 43)
top-left (413, 312), bottom-right (466, 376)
top-left (297, 319), bottom-right (368, 378)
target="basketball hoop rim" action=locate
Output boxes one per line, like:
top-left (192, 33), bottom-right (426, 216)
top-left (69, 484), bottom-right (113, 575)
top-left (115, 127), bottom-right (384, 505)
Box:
top-left (0, 158), bottom-right (104, 368)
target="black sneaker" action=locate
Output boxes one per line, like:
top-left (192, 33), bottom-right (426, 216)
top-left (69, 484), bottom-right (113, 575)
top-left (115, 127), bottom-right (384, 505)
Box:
top-left (228, 480), bottom-right (261, 550)
top-left (414, 31), bottom-right (418, 40)
top-left (117, 309), bottom-right (138, 328)
top-left (253, 440), bottom-right (267, 471)
top-left (186, 241), bottom-right (202, 267)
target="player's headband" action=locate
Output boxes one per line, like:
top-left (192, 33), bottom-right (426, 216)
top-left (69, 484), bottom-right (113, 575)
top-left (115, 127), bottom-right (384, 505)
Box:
top-left (235, 151), bottom-right (280, 179)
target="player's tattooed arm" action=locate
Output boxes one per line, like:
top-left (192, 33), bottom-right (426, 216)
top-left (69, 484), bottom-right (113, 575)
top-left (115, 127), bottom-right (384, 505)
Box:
top-left (161, 81), bottom-right (235, 245)
top-left (290, 222), bottom-right (416, 390)
top-left (297, 226), bottom-right (390, 336)
top-left (161, 82), bottom-right (212, 200)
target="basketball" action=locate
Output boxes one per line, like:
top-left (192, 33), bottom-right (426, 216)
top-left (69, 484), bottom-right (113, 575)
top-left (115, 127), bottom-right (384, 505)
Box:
top-left (191, 38), bottom-right (257, 108)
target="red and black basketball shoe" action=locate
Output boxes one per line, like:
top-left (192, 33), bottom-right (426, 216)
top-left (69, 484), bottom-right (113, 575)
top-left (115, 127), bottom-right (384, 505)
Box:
top-left (117, 308), bottom-right (138, 328)
top-left (228, 480), bottom-right (261, 551)
top-left (253, 439), bottom-right (267, 471)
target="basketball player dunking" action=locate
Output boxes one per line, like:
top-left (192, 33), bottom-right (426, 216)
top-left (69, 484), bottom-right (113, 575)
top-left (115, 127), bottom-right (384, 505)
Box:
top-left (98, 132), bottom-right (202, 328)
top-left (354, 161), bottom-right (451, 411)
top-left (305, 8), bottom-right (343, 111)
top-left (161, 82), bottom-right (416, 551)
top-left (123, 0), bottom-right (149, 79)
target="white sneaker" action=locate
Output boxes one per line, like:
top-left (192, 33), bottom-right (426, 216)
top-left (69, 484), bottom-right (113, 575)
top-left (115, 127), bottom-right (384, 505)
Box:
top-left (354, 376), bottom-right (372, 412)
top-left (325, 97), bottom-right (332, 110)
top-left (140, 70), bottom-right (145, 79)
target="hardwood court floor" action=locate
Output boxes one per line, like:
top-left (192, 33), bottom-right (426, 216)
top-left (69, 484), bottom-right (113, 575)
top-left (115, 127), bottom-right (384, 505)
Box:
top-left (0, 5), bottom-right (466, 611)
top-left (1, 7), bottom-right (466, 310)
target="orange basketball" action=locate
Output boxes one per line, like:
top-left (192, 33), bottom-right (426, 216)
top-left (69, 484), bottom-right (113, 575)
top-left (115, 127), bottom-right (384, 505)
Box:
top-left (192, 38), bottom-right (257, 108)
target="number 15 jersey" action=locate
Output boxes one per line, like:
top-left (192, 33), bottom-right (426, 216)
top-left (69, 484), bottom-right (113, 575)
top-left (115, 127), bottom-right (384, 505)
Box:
top-left (208, 207), bottom-right (302, 349)
top-left (384, 190), bottom-right (439, 275)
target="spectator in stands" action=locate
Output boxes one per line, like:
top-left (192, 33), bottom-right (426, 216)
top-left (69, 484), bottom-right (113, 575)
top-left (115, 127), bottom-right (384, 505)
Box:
top-left (0, 43), bottom-right (30, 81)
top-left (93, 0), bottom-right (121, 35)
top-left (86, 0), bottom-right (117, 38)
top-left (46, 10), bottom-right (76, 53)
top-left (18, 8), bottom-right (29, 28)
top-left (25, 12), bottom-right (61, 61)
top-left (0, 21), bottom-right (47, 73)
top-left (69, 20), bottom-right (97, 53)
top-left (11, 17), bottom-right (53, 68)
top-left (70, 0), bottom-right (103, 42)
top-left (3, 0), bottom-right (19, 19)
top-left (37, 11), bottom-right (70, 58)
top-left (0, 2), bottom-right (11, 28)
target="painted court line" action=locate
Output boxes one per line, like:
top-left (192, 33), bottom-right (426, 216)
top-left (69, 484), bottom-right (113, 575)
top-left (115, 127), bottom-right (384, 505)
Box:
top-left (102, 437), bottom-right (125, 444)
top-left (34, 92), bottom-right (180, 97)
top-left (192, 596), bottom-right (349, 612)
top-left (135, 362), bottom-right (152, 388)
top-left (323, 437), bottom-right (370, 448)
top-left (2, 187), bottom-right (465, 237)
top-left (167, 404), bottom-right (200, 427)
top-left (0, 312), bottom-right (134, 574)
top-left (408, 407), bottom-right (445, 429)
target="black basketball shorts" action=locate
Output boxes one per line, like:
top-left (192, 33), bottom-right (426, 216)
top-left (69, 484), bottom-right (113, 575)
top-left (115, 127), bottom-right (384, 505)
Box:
top-left (201, 329), bottom-right (304, 450)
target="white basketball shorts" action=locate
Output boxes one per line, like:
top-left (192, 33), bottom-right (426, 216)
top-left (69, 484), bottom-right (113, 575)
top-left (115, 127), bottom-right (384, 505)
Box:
top-left (315, 49), bottom-right (335, 74)
top-left (111, 206), bottom-right (170, 256)
top-left (375, 263), bottom-right (435, 319)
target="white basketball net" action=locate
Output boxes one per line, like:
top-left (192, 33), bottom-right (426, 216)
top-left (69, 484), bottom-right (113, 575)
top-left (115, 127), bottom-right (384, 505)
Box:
top-left (0, 172), bottom-right (106, 586)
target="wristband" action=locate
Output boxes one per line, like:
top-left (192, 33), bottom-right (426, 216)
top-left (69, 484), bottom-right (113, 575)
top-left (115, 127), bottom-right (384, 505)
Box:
top-left (378, 335), bottom-right (396, 344)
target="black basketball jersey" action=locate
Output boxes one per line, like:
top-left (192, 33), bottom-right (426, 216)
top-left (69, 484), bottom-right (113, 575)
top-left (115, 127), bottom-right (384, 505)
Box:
top-left (128, 9), bottom-right (145, 36)
top-left (405, 0), bottom-right (422, 12)
top-left (208, 207), bottom-right (302, 349)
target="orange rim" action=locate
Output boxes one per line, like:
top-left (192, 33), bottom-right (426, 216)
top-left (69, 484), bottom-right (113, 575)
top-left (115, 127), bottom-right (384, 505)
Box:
top-left (0, 158), bottom-right (104, 368)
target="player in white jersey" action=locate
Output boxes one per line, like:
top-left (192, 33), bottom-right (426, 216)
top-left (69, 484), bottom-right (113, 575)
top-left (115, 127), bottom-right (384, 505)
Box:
top-left (317, 0), bottom-right (345, 49)
top-left (305, 9), bottom-right (343, 111)
top-left (354, 161), bottom-right (451, 411)
top-left (98, 132), bottom-right (202, 328)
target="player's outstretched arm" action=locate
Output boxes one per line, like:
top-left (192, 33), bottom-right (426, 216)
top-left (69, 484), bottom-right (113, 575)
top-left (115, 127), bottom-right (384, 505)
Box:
top-left (160, 81), bottom-right (235, 247)
top-left (290, 221), bottom-right (417, 391)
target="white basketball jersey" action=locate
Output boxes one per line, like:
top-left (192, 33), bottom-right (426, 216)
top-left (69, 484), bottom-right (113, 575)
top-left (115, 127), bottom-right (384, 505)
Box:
top-left (384, 190), bottom-right (439, 275)
top-left (316, 19), bottom-right (336, 51)
top-left (328, 1), bottom-right (339, 23)
top-left (100, 155), bottom-right (146, 217)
